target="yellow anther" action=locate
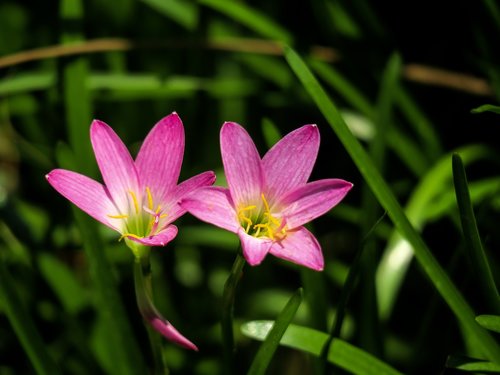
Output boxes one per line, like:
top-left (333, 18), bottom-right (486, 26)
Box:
top-left (107, 214), bottom-right (128, 219)
top-left (128, 190), bottom-right (140, 214)
top-left (146, 187), bottom-right (154, 210)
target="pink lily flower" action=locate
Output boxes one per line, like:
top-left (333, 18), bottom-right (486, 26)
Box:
top-left (46, 112), bottom-right (215, 250)
top-left (46, 112), bottom-right (214, 350)
top-left (181, 122), bottom-right (352, 271)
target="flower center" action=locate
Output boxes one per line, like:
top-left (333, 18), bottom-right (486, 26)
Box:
top-left (107, 187), bottom-right (168, 240)
top-left (237, 193), bottom-right (286, 241)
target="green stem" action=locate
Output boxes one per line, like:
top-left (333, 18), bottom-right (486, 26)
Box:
top-left (222, 251), bottom-right (246, 374)
top-left (133, 257), bottom-right (169, 375)
top-left (0, 260), bottom-right (61, 375)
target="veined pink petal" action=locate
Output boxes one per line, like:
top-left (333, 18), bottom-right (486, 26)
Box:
top-left (220, 122), bottom-right (263, 206)
top-left (90, 120), bottom-right (139, 211)
top-left (127, 225), bottom-right (178, 247)
top-left (167, 171), bottom-right (216, 223)
top-left (147, 315), bottom-right (198, 351)
top-left (180, 187), bottom-right (239, 232)
top-left (269, 227), bottom-right (324, 271)
top-left (262, 124), bottom-right (319, 203)
top-left (46, 169), bottom-right (117, 231)
top-left (238, 230), bottom-right (273, 266)
top-left (135, 113), bottom-right (185, 203)
top-left (281, 179), bottom-right (353, 229)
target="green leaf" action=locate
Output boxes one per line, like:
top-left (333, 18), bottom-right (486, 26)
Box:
top-left (376, 145), bottom-right (494, 320)
top-left (283, 45), bottom-right (500, 362)
top-left (476, 315), bottom-right (500, 333)
top-left (199, 0), bottom-right (292, 43)
top-left (446, 355), bottom-right (500, 373)
top-left (309, 58), bottom-right (375, 119)
top-left (38, 253), bottom-right (89, 315)
top-left (261, 118), bottom-right (281, 149)
top-left (453, 153), bottom-right (500, 313)
top-left (247, 288), bottom-right (303, 375)
top-left (176, 225), bottom-right (238, 250)
top-left (0, 73), bottom-right (54, 95)
top-left (471, 104), bottom-right (500, 114)
top-left (0, 261), bottom-right (61, 375)
top-left (140, 0), bottom-right (198, 30)
top-left (242, 321), bottom-right (403, 375)
top-left (395, 87), bottom-right (442, 160)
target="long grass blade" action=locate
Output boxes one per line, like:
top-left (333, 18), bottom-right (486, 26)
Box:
top-left (0, 261), bottom-right (62, 375)
top-left (453, 153), bottom-right (500, 313)
top-left (283, 45), bottom-right (500, 362)
top-left (247, 288), bottom-right (303, 375)
top-left (242, 321), bottom-right (403, 375)
top-left (199, 0), bottom-right (292, 43)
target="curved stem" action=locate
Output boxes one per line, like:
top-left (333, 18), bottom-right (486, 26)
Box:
top-left (133, 257), bottom-right (168, 374)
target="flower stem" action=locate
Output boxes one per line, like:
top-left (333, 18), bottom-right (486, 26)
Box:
top-left (133, 257), bottom-right (169, 375)
top-left (221, 251), bottom-right (246, 374)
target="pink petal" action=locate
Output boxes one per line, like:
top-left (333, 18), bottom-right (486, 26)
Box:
top-left (46, 169), bottom-right (117, 231)
top-left (90, 120), bottom-right (140, 211)
top-left (220, 122), bottom-right (263, 206)
top-left (238, 230), bottom-right (273, 266)
top-left (167, 171), bottom-right (216, 223)
top-left (135, 113), bottom-right (185, 203)
top-left (269, 227), bottom-right (324, 271)
top-left (180, 187), bottom-right (239, 232)
top-left (147, 315), bottom-right (198, 351)
top-left (281, 179), bottom-right (353, 229)
top-left (127, 225), bottom-right (178, 247)
top-left (262, 125), bottom-right (320, 203)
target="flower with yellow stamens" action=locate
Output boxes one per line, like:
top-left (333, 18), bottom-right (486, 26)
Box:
top-left (181, 121), bottom-right (352, 271)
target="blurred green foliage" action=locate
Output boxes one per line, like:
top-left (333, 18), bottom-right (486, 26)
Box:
top-left (1, 0), bottom-right (500, 374)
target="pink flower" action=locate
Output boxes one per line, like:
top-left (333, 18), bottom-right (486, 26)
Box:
top-left (46, 112), bottom-right (215, 249)
top-left (181, 122), bottom-right (352, 271)
top-left (46, 113), bottom-right (214, 351)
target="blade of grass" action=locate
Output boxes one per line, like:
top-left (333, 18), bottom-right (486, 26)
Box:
top-left (38, 253), bottom-right (89, 315)
top-left (242, 321), bottom-right (403, 375)
top-left (476, 315), bottom-right (500, 333)
top-left (199, 0), bottom-right (292, 43)
top-left (247, 288), bottom-right (303, 375)
top-left (0, 260), bottom-right (62, 375)
top-left (261, 118), bottom-right (282, 147)
top-left (395, 87), bottom-right (442, 160)
top-left (60, 0), bottom-right (94, 176)
top-left (376, 145), bottom-right (494, 320)
top-left (284, 45), bottom-right (500, 362)
top-left (471, 104), bottom-right (500, 114)
top-left (356, 53), bottom-right (401, 357)
top-left (446, 355), bottom-right (500, 372)
top-left (140, 0), bottom-right (198, 30)
top-left (453, 153), bottom-right (500, 313)
top-left (310, 57), bottom-right (428, 176)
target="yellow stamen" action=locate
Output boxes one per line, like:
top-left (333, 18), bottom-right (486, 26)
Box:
top-left (146, 187), bottom-right (154, 210)
top-left (119, 233), bottom-right (143, 241)
top-left (128, 190), bottom-right (140, 214)
top-left (261, 193), bottom-right (271, 212)
top-left (107, 214), bottom-right (128, 219)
